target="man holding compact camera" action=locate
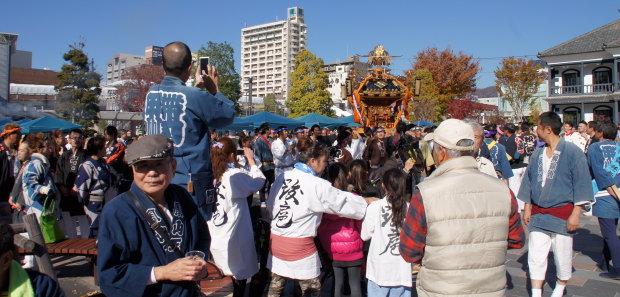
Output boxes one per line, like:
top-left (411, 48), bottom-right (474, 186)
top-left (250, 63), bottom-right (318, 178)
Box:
top-left (144, 41), bottom-right (235, 221)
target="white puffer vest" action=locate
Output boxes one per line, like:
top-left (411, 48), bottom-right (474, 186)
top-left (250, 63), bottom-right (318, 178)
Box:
top-left (416, 156), bottom-right (512, 297)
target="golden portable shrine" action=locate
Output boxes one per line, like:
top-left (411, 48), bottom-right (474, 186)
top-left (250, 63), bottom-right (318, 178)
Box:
top-left (348, 45), bottom-right (412, 130)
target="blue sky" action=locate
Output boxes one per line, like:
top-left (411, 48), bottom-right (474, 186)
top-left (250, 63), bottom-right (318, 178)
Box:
top-left (2, 0), bottom-right (618, 88)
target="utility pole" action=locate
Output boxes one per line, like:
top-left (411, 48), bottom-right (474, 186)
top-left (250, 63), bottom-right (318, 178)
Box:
top-left (247, 77), bottom-right (253, 116)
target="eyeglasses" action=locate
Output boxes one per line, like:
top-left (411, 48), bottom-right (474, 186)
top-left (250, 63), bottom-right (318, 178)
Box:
top-left (376, 130), bottom-right (385, 133)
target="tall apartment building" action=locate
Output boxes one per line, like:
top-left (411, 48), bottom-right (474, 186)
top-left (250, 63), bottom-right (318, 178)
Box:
top-left (105, 53), bottom-right (146, 83)
top-left (240, 7), bottom-right (307, 100)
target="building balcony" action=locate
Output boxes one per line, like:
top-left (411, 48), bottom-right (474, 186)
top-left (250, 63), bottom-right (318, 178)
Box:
top-left (550, 83), bottom-right (616, 96)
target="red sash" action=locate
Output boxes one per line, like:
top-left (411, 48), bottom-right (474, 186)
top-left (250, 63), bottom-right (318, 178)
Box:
top-left (531, 203), bottom-right (574, 220)
top-left (259, 136), bottom-right (271, 147)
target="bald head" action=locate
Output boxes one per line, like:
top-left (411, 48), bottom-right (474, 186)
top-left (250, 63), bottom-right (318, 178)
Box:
top-left (163, 42), bottom-right (192, 78)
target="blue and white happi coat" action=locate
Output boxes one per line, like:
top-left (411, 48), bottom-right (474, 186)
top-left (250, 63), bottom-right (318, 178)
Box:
top-left (518, 138), bottom-right (593, 234)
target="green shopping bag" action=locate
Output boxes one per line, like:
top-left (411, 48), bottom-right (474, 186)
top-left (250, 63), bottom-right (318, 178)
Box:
top-left (39, 192), bottom-right (66, 243)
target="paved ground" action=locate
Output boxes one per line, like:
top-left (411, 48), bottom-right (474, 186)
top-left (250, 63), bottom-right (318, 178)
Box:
top-left (52, 215), bottom-right (619, 297)
top-left (54, 256), bottom-right (99, 296)
top-left (500, 215), bottom-right (620, 297)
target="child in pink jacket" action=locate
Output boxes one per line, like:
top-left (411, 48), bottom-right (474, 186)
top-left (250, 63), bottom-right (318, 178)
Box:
top-left (318, 162), bottom-right (363, 297)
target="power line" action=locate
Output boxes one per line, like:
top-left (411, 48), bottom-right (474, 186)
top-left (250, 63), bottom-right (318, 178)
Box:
top-left (473, 55), bottom-right (538, 60)
top-left (406, 54), bottom-right (538, 61)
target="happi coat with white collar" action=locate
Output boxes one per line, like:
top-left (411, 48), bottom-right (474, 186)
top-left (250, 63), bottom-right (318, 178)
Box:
top-left (517, 138), bottom-right (593, 235)
top-left (267, 166), bottom-right (368, 280)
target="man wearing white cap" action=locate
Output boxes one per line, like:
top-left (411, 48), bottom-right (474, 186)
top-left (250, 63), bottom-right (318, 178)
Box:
top-left (399, 119), bottom-right (525, 297)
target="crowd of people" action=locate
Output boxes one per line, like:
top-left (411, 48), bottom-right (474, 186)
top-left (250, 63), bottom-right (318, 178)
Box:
top-left (0, 40), bottom-right (616, 297)
top-left (0, 125), bottom-right (139, 239)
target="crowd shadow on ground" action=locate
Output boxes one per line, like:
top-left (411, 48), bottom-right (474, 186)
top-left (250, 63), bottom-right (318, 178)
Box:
top-left (572, 227), bottom-right (604, 265)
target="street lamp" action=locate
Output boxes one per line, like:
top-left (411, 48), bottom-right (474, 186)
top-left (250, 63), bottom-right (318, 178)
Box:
top-left (414, 79), bottom-right (421, 96)
top-left (410, 79), bottom-right (422, 121)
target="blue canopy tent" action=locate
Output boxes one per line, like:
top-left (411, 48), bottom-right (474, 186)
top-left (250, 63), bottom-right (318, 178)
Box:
top-left (216, 117), bottom-right (254, 132)
top-left (0, 119), bottom-right (12, 127)
top-left (236, 111), bottom-right (303, 130)
top-left (0, 118), bottom-right (32, 127)
top-left (412, 120), bottom-right (437, 127)
top-left (20, 116), bottom-right (82, 134)
top-left (295, 113), bottom-right (346, 129)
top-left (339, 115), bottom-right (359, 127)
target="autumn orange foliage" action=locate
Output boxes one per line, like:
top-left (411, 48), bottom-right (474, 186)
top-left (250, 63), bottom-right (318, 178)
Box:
top-left (115, 64), bottom-right (164, 112)
top-left (407, 47), bottom-right (480, 99)
top-left (404, 48), bottom-right (480, 120)
top-left (494, 57), bottom-right (546, 122)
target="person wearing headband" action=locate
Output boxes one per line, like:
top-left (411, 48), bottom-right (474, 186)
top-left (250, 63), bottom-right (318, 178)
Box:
top-left (0, 123), bottom-right (21, 202)
top-left (271, 126), bottom-right (296, 178)
top-left (267, 140), bottom-right (376, 296)
top-left (483, 124), bottom-right (513, 180)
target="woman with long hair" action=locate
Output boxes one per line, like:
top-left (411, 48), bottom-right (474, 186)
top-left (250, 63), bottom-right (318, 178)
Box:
top-left (207, 137), bottom-right (265, 297)
top-left (361, 168), bottom-right (412, 296)
top-left (318, 162), bottom-right (364, 297)
top-left (348, 159), bottom-right (380, 197)
top-left (46, 130), bottom-right (65, 175)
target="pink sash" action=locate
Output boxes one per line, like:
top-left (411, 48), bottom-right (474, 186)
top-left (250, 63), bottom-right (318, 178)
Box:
top-left (270, 233), bottom-right (317, 261)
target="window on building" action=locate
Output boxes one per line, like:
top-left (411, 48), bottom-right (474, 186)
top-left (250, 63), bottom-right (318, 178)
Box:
top-left (593, 105), bottom-right (613, 122)
top-left (562, 70), bottom-right (580, 94)
top-left (593, 67), bottom-right (612, 93)
top-left (562, 106), bottom-right (581, 127)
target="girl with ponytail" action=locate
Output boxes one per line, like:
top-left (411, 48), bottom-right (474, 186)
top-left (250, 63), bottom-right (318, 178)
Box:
top-left (207, 137), bottom-right (265, 297)
top-left (361, 168), bottom-right (412, 296)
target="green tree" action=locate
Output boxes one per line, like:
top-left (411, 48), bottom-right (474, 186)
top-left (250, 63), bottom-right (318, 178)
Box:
top-left (287, 49), bottom-right (333, 118)
top-left (55, 42), bottom-right (101, 130)
top-left (262, 93), bottom-right (284, 115)
top-left (494, 57), bottom-right (546, 122)
top-left (406, 69), bottom-right (443, 122)
top-left (194, 42), bottom-right (241, 113)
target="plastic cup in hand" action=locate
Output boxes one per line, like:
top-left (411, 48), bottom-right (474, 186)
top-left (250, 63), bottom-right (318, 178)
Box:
top-left (185, 251), bottom-right (205, 262)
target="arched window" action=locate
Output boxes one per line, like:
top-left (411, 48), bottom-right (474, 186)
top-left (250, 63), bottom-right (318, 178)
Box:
top-left (562, 69), bottom-right (580, 94)
top-left (562, 106), bottom-right (581, 127)
top-left (593, 105), bottom-right (613, 122)
top-left (593, 67), bottom-right (612, 93)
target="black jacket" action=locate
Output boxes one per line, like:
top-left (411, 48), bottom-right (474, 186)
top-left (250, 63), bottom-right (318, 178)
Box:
top-left (55, 149), bottom-right (87, 215)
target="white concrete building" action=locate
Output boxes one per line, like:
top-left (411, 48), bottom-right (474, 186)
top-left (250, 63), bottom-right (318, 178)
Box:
top-left (539, 20), bottom-right (620, 125)
top-left (477, 96), bottom-right (499, 106)
top-left (323, 56), bottom-right (369, 110)
top-left (240, 7), bottom-right (307, 100)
